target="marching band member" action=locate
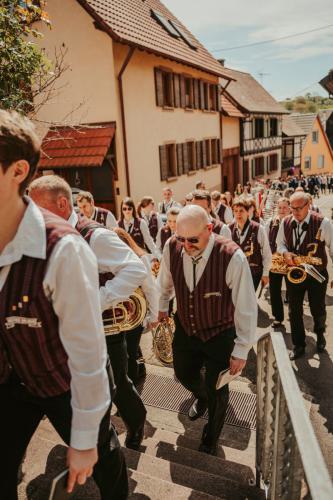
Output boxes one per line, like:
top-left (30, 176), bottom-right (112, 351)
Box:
top-left (192, 190), bottom-right (232, 238)
top-left (158, 187), bottom-right (181, 222)
top-left (137, 196), bottom-right (164, 242)
top-left (158, 205), bottom-right (257, 455)
top-left (118, 197), bottom-right (159, 258)
top-left (265, 198), bottom-right (291, 327)
top-left (276, 192), bottom-right (333, 360)
top-left (248, 197), bottom-right (264, 225)
top-left (76, 190), bottom-right (117, 229)
top-left (211, 191), bottom-right (233, 224)
top-left (29, 176), bottom-right (148, 452)
top-left (0, 110), bottom-right (128, 499)
top-left (230, 198), bottom-right (272, 291)
top-left (156, 207), bottom-right (181, 255)
top-left (114, 228), bottom-right (159, 384)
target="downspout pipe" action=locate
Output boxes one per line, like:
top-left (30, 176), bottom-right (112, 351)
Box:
top-left (219, 80), bottom-right (231, 190)
top-left (118, 46), bottom-right (135, 197)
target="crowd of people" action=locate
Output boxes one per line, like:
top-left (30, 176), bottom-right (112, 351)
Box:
top-left (1, 109), bottom-right (332, 499)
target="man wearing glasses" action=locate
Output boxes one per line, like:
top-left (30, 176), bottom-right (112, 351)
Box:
top-left (157, 205), bottom-right (257, 455)
top-left (277, 192), bottom-right (333, 360)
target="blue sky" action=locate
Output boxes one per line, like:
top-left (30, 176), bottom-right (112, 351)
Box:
top-left (163, 0), bottom-right (333, 101)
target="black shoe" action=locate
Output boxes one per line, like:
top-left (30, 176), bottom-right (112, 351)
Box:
top-left (198, 441), bottom-right (218, 456)
top-left (289, 346), bottom-right (305, 361)
top-left (272, 320), bottom-right (283, 328)
top-left (125, 424), bottom-right (145, 450)
top-left (317, 335), bottom-right (326, 353)
top-left (188, 398), bottom-right (207, 421)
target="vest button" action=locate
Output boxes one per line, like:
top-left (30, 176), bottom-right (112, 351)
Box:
top-left (193, 329), bottom-right (197, 334)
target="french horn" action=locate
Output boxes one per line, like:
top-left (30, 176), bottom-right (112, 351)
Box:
top-left (103, 288), bottom-right (147, 336)
top-left (152, 317), bottom-right (175, 364)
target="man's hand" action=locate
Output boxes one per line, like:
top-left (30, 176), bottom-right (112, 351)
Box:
top-left (283, 251), bottom-right (297, 266)
top-left (158, 311), bottom-right (168, 323)
top-left (147, 320), bottom-right (159, 330)
top-left (261, 275), bottom-right (269, 287)
top-left (229, 356), bottom-right (246, 375)
top-left (67, 447), bottom-right (97, 493)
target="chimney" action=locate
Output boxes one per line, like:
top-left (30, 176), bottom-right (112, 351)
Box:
top-left (218, 58), bottom-right (225, 67)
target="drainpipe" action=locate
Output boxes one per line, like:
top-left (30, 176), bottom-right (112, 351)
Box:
top-left (118, 46), bottom-right (135, 196)
top-left (219, 80), bottom-right (231, 190)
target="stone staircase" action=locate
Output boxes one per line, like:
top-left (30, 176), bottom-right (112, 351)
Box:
top-left (18, 362), bottom-right (263, 499)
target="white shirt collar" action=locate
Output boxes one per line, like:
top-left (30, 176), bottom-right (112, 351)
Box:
top-left (0, 197), bottom-right (46, 267)
top-left (292, 212), bottom-right (311, 226)
top-left (68, 210), bottom-right (78, 228)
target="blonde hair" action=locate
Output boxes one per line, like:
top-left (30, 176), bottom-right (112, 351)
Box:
top-left (113, 227), bottom-right (146, 257)
top-left (29, 174), bottom-right (72, 206)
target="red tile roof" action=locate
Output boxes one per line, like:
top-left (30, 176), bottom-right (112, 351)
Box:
top-left (39, 124), bottom-right (115, 169)
top-left (77, 0), bottom-right (233, 78)
top-left (221, 94), bottom-right (244, 118)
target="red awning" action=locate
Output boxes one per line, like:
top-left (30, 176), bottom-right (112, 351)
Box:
top-left (38, 124), bottom-right (116, 169)
top-left (221, 94), bottom-right (244, 118)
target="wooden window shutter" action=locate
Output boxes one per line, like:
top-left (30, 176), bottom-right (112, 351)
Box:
top-left (176, 143), bottom-right (183, 175)
top-left (182, 143), bottom-right (189, 173)
top-left (215, 85), bottom-right (220, 111)
top-left (173, 73), bottom-right (181, 108)
top-left (159, 145), bottom-right (168, 180)
top-left (202, 140), bottom-right (207, 167)
top-left (217, 138), bottom-right (223, 164)
top-left (196, 141), bottom-right (202, 169)
top-left (193, 79), bottom-right (200, 109)
top-left (154, 68), bottom-right (164, 107)
top-left (180, 75), bottom-right (186, 108)
top-left (199, 80), bottom-right (205, 110)
top-left (251, 158), bottom-right (255, 178)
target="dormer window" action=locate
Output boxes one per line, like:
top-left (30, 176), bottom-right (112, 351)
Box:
top-left (169, 21), bottom-right (197, 49)
top-left (151, 10), bottom-right (180, 38)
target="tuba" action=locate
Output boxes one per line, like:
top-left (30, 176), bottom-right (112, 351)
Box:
top-left (103, 288), bottom-right (147, 336)
top-left (152, 317), bottom-right (175, 364)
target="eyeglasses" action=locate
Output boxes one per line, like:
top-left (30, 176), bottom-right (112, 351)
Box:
top-left (122, 207), bottom-right (133, 212)
top-left (176, 235), bottom-right (200, 244)
top-left (290, 203), bottom-right (308, 212)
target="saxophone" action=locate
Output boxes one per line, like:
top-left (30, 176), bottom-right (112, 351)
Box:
top-left (103, 288), bottom-right (147, 335)
top-left (271, 245), bottom-right (324, 284)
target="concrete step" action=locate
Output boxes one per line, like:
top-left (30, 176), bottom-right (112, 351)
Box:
top-left (124, 447), bottom-right (263, 499)
top-left (128, 469), bottom-right (222, 499)
top-left (119, 433), bottom-right (254, 486)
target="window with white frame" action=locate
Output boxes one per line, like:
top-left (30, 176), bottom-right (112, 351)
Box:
top-left (318, 155), bottom-right (325, 169)
top-left (304, 156), bottom-right (311, 169)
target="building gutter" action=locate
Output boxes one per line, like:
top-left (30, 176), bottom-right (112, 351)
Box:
top-left (118, 46), bottom-right (135, 196)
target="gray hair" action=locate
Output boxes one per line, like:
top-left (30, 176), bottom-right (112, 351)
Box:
top-left (289, 191), bottom-right (309, 205)
top-left (29, 174), bottom-right (73, 207)
top-left (177, 205), bottom-right (209, 227)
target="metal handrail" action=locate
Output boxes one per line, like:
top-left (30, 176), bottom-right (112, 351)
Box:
top-left (256, 331), bottom-right (333, 499)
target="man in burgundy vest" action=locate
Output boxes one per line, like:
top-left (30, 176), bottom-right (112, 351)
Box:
top-left (0, 110), bottom-right (128, 499)
top-left (158, 206), bottom-right (257, 455)
top-left (76, 190), bottom-right (117, 230)
top-left (276, 192), bottom-right (333, 360)
top-left (265, 197), bottom-right (291, 328)
top-left (29, 175), bottom-right (148, 452)
top-left (191, 190), bottom-right (232, 239)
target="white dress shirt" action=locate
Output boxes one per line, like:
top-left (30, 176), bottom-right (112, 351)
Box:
top-left (0, 200), bottom-right (110, 450)
top-left (211, 218), bottom-right (232, 239)
top-left (216, 203), bottom-right (233, 224)
top-left (155, 226), bottom-right (172, 258)
top-left (92, 207), bottom-right (117, 230)
top-left (69, 212), bottom-right (147, 311)
top-left (141, 212), bottom-right (164, 235)
top-left (157, 234), bottom-right (257, 359)
top-left (233, 221), bottom-right (272, 276)
top-left (140, 254), bottom-right (159, 324)
top-left (118, 217), bottom-right (159, 258)
top-left (158, 199), bottom-right (181, 215)
top-left (276, 212), bottom-right (333, 263)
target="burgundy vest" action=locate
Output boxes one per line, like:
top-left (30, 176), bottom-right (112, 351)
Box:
top-left (160, 226), bottom-right (172, 250)
top-left (118, 217), bottom-right (145, 249)
top-left (75, 216), bottom-right (115, 321)
top-left (283, 213), bottom-right (327, 270)
top-left (229, 220), bottom-right (263, 273)
top-left (217, 204), bottom-right (227, 223)
top-left (92, 206), bottom-right (109, 227)
top-left (212, 219), bottom-right (223, 235)
top-left (268, 218), bottom-right (280, 254)
top-left (0, 209), bottom-right (78, 397)
top-left (148, 213), bottom-right (159, 242)
top-left (169, 235), bottom-right (238, 342)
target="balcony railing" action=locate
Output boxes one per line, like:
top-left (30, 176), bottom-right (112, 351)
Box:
top-left (256, 332), bottom-right (333, 499)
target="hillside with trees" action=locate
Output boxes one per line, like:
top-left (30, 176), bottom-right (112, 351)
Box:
top-left (280, 93), bottom-right (333, 113)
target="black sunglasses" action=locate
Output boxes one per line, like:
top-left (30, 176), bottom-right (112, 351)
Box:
top-left (122, 206), bottom-right (133, 211)
top-left (175, 235), bottom-right (200, 244)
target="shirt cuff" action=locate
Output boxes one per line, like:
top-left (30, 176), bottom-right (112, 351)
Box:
top-left (232, 343), bottom-right (251, 360)
top-left (159, 298), bottom-right (170, 312)
top-left (70, 428), bottom-right (100, 450)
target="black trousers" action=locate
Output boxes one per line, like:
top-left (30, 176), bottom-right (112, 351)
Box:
top-left (269, 271), bottom-right (286, 322)
top-left (0, 376), bottom-right (128, 500)
top-left (125, 325), bottom-right (144, 383)
top-left (173, 315), bottom-right (235, 445)
top-left (106, 332), bottom-right (146, 431)
top-left (287, 270), bottom-right (328, 348)
top-left (251, 269), bottom-right (263, 292)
